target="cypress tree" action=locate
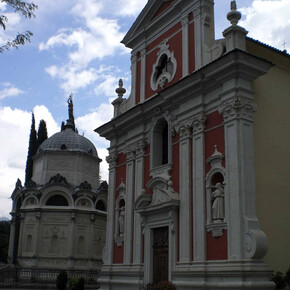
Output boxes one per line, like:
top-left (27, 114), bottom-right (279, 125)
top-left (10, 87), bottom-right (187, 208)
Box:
top-left (36, 119), bottom-right (48, 150)
top-left (25, 113), bottom-right (37, 184)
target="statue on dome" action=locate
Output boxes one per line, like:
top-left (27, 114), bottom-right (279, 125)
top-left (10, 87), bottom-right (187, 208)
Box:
top-left (67, 94), bottom-right (74, 122)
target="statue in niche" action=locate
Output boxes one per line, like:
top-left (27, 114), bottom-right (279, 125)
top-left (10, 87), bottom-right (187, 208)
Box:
top-left (211, 182), bottom-right (225, 223)
top-left (118, 206), bottom-right (125, 235)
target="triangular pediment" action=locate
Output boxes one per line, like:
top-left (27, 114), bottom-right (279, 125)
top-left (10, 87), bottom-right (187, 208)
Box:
top-left (121, 0), bottom-right (177, 48)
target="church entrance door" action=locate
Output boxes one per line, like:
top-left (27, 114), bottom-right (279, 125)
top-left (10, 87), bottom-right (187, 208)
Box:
top-left (153, 227), bottom-right (169, 284)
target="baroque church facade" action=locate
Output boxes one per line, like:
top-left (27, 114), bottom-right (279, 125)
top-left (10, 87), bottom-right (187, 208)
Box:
top-left (8, 96), bottom-right (108, 271)
top-left (96, 0), bottom-right (290, 289)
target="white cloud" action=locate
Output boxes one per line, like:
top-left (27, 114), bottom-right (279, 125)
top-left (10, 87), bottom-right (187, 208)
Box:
top-left (39, 0), bottom-right (128, 95)
top-left (76, 100), bottom-right (113, 181)
top-left (115, 0), bottom-right (147, 17)
top-left (0, 83), bottom-right (24, 100)
top-left (0, 105), bottom-right (59, 218)
top-left (240, 0), bottom-right (290, 51)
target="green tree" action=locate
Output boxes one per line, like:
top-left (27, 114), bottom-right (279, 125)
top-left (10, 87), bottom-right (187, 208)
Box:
top-left (0, 0), bottom-right (38, 53)
top-left (25, 112), bottom-right (37, 184)
top-left (0, 221), bottom-right (11, 263)
top-left (36, 119), bottom-right (48, 150)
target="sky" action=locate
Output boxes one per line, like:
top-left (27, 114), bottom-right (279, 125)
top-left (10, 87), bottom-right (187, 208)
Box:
top-left (0, 0), bottom-right (289, 219)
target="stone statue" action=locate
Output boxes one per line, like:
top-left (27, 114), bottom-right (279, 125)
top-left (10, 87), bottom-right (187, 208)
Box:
top-left (119, 206), bottom-right (125, 235)
top-left (211, 183), bottom-right (225, 223)
top-left (67, 94), bottom-right (74, 122)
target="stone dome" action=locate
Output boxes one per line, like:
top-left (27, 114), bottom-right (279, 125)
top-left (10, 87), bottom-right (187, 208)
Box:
top-left (38, 127), bottom-right (98, 157)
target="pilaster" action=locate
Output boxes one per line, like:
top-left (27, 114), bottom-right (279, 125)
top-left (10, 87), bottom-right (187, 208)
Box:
top-left (219, 95), bottom-right (267, 260)
top-left (140, 46), bottom-right (147, 102)
top-left (193, 0), bottom-right (214, 69)
top-left (181, 15), bottom-right (189, 77)
top-left (68, 211), bottom-right (76, 268)
top-left (34, 211), bottom-right (41, 264)
top-left (191, 112), bottom-right (207, 261)
top-left (104, 152), bottom-right (118, 265)
top-left (176, 123), bottom-right (192, 263)
top-left (124, 147), bottom-right (135, 264)
top-left (130, 52), bottom-right (137, 106)
top-left (8, 216), bottom-right (16, 264)
top-left (133, 140), bottom-right (146, 265)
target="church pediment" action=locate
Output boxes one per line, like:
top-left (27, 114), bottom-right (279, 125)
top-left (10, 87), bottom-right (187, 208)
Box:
top-left (122, 0), bottom-right (176, 48)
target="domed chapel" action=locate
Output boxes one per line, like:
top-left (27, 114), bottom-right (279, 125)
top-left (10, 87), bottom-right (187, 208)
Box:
top-left (8, 95), bottom-right (108, 271)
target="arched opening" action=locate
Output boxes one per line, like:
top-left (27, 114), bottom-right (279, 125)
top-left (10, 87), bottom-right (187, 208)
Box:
top-left (96, 200), bottom-right (106, 211)
top-left (26, 235), bottom-right (33, 253)
top-left (77, 236), bottom-right (85, 256)
top-left (152, 118), bottom-right (169, 168)
top-left (46, 194), bottom-right (68, 206)
top-left (50, 235), bottom-right (59, 253)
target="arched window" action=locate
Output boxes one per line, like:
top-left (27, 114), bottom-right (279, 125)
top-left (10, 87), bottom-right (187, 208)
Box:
top-left (46, 195), bottom-right (68, 206)
top-left (96, 200), bottom-right (106, 211)
top-left (152, 118), bottom-right (169, 168)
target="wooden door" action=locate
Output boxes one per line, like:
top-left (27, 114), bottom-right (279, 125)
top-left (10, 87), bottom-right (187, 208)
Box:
top-left (153, 227), bottom-right (169, 284)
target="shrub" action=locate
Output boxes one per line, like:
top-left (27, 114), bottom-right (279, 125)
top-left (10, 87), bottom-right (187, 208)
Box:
top-left (285, 268), bottom-right (290, 287)
top-left (153, 281), bottom-right (177, 290)
top-left (271, 271), bottom-right (287, 289)
top-left (68, 277), bottom-right (85, 290)
top-left (56, 270), bottom-right (68, 290)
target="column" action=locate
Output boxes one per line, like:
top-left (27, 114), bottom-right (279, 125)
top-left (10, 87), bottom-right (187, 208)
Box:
top-left (124, 147), bottom-right (135, 264)
top-left (140, 45), bottom-right (146, 102)
top-left (181, 15), bottom-right (189, 77)
top-left (192, 113), bottom-right (206, 261)
top-left (178, 124), bottom-right (192, 263)
top-left (104, 152), bottom-right (117, 264)
top-left (133, 141), bottom-right (146, 265)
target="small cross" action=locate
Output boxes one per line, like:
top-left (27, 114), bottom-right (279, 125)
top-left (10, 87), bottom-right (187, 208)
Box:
top-left (282, 41), bottom-right (286, 50)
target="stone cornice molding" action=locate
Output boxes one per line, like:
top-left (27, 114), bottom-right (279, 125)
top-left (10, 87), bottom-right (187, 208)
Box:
top-left (218, 97), bottom-right (257, 122)
top-left (106, 153), bottom-right (118, 169)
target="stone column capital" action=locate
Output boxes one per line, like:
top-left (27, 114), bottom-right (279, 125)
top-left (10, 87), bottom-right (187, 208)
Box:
top-left (106, 152), bottom-right (118, 169)
top-left (218, 97), bottom-right (257, 122)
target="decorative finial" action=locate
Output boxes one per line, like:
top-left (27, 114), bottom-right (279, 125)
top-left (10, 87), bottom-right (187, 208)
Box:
top-left (227, 0), bottom-right (241, 26)
top-left (231, 0), bottom-right (237, 11)
top-left (115, 79), bottom-right (126, 98)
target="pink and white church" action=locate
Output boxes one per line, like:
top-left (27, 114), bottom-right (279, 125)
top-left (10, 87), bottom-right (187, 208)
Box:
top-left (96, 0), bottom-right (290, 289)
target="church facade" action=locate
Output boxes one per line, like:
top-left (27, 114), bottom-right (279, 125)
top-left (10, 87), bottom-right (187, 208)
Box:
top-left (8, 96), bottom-right (108, 271)
top-left (96, 0), bottom-right (290, 289)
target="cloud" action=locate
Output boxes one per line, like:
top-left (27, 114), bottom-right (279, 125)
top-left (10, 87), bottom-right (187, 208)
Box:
top-left (0, 83), bottom-right (24, 100)
top-left (240, 0), bottom-right (290, 51)
top-left (39, 0), bottom-right (129, 96)
top-left (115, 0), bottom-right (147, 17)
top-left (76, 100), bottom-right (113, 181)
top-left (0, 105), bottom-right (59, 218)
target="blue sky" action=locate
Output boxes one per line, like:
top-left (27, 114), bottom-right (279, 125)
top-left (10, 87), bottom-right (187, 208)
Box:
top-left (0, 0), bottom-right (289, 218)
